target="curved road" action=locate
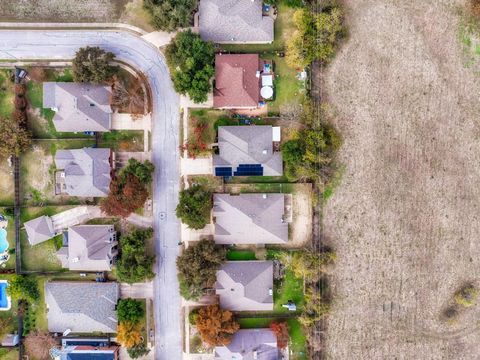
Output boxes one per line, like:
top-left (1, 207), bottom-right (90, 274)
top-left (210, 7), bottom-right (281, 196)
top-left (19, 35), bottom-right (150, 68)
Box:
top-left (0, 30), bottom-right (181, 359)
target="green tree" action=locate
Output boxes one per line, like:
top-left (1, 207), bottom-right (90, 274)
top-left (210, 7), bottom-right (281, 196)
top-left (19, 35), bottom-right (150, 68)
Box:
top-left (7, 275), bottom-right (39, 302)
top-left (286, 7), bottom-right (344, 68)
top-left (176, 239), bottom-right (225, 300)
top-left (121, 159), bottom-right (155, 184)
top-left (117, 299), bottom-right (145, 324)
top-left (127, 344), bottom-right (151, 359)
top-left (282, 124), bottom-right (340, 183)
top-left (117, 229), bottom-right (156, 284)
top-left (298, 287), bottom-right (330, 327)
top-left (143, 0), bottom-right (197, 31)
top-left (165, 30), bottom-right (215, 103)
top-left (176, 184), bottom-right (212, 229)
top-left (0, 118), bottom-right (31, 158)
top-left (72, 46), bottom-right (116, 83)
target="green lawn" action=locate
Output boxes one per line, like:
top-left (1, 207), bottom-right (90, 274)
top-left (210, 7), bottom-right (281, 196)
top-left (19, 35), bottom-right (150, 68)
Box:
top-left (186, 109), bottom-right (229, 156)
top-left (0, 348), bottom-right (19, 360)
top-left (225, 182), bottom-right (295, 194)
top-left (286, 318), bottom-right (307, 360)
top-left (98, 130), bottom-right (144, 152)
top-left (226, 176), bottom-right (291, 184)
top-left (265, 56), bottom-right (306, 115)
top-left (0, 69), bottom-right (14, 119)
top-left (274, 269), bottom-right (305, 313)
top-left (34, 276), bottom-right (48, 331)
top-left (20, 232), bottom-right (63, 272)
top-left (226, 250), bottom-right (257, 261)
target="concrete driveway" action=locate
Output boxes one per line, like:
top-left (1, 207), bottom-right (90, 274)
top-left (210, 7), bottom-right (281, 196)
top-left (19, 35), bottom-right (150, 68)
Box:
top-left (120, 282), bottom-right (154, 299)
top-left (0, 28), bottom-right (181, 360)
top-left (51, 206), bottom-right (101, 232)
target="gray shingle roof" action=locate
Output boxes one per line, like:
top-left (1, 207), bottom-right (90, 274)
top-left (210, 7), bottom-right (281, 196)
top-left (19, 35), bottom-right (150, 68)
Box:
top-left (24, 215), bottom-right (55, 245)
top-left (213, 194), bottom-right (288, 244)
top-left (43, 82), bottom-right (112, 132)
top-left (215, 329), bottom-right (279, 360)
top-left (55, 148), bottom-right (112, 197)
top-left (213, 126), bottom-right (283, 176)
top-left (216, 261), bottom-right (273, 311)
top-left (58, 225), bottom-right (117, 272)
top-left (45, 282), bottom-right (119, 333)
top-left (199, 0), bottom-right (274, 44)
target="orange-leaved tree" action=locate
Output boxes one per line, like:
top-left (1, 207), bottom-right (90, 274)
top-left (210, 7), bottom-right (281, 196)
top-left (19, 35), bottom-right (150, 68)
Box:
top-left (117, 321), bottom-right (143, 348)
top-left (195, 304), bottom-right (239, 346)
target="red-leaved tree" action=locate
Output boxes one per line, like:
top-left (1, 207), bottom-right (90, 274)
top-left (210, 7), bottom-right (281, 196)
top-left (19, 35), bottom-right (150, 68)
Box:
top-left (270, 322), bottom-right (289, 349)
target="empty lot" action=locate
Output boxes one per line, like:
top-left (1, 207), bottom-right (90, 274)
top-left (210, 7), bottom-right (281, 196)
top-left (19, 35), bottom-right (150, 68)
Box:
top-left (323, 0), bottom-right (480, 359)
top-left (0, 0), bottom-right (127, 22)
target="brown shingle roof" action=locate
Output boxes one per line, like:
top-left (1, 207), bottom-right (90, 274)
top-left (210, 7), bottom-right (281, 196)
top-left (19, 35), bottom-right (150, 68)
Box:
top-left (214, 54), bottom-right (261, 108)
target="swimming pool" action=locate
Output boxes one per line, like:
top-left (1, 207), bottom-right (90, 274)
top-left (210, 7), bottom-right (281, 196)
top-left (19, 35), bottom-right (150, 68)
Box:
top-left (0, 281), bottom-right (10, 310)
top-left (0, 228), bottom-right (8, 253)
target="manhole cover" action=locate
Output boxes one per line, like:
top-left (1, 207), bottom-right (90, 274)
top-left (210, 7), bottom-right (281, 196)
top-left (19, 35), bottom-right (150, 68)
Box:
top-left (159, 212), bottom-right (166, 220)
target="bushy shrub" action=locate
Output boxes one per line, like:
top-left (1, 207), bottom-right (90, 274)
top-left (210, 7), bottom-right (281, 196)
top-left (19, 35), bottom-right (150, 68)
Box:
top-left (117, 299), bottom-right (145, 324)
top-left (454, 285), bottom-right (478, 308)
top-left (116, 228), bottom-right (155, 284)
top-left (7, 275), bottom-right (39, 302)
top-left (286, 6), bottom-right (344, 68)
top-left (144, 0), bottom-right (197, 31)
top-left (175, 184), bottom-right (212, 229)
top-left (176, 239), bottom-right (225, 300)
top-left (72, 46), bottom-right (116, 83)
top-left (165, 30), bottom-right (215, 103)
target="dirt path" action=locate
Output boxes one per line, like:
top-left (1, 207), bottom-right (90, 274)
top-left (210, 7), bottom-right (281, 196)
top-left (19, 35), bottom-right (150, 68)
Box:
top-left (322, 0), bottom-right (480, 358)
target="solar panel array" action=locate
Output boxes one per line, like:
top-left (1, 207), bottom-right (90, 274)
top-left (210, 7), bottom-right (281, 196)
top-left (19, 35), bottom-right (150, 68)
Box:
top-left (233, 164), bottom-right (263, 176)
top-left (215, 167), bottom-right (233, 177)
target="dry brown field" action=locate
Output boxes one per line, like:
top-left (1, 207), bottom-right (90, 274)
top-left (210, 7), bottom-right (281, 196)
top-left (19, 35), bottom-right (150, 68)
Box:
top-left (323, 0), bottom-right (480, 359)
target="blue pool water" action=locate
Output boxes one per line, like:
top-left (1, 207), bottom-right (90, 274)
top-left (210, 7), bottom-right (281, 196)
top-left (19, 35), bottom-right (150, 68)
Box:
top-left (0, 228), bottom-right (8, 253)
top-left (0, 282), bottom-right (8, 309)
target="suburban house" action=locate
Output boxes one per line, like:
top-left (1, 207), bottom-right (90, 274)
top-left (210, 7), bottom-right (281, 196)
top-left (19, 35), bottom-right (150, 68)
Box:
top-left (214, 54), bottom-right (262, 109)
top-left (56, 225), bottom-right (118, 272)
top-left (24, 215), bottom-right (55, 245)
top-left (199, 0), bottom-right (274, 44)
top-left (24, 207), bottom-right (102, 246)
top-left (213, 126), bottom-right (282, 177)
top-left (55, 148), bottom-right (113, 197)
top-left (43, 82), bottom-right (112, 132)
top-left (55, 338), bottom-right (120, 360)
top-left (215, 329), bottom-right (279, 360)
top-left (213, 193), bottom-right (289, 244)
top-left (215, 261), bottom-right (273, 311)
top-left (45, 281), bottom-right (119, 333)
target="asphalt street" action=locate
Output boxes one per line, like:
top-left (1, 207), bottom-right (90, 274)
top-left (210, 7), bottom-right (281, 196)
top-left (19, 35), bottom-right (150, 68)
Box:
top-left (0, 30), bottom-right (181, 360)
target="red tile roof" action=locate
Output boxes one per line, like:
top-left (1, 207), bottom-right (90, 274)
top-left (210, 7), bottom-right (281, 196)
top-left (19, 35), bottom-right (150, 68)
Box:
top-left (214, 54), bottom-right (261, 108)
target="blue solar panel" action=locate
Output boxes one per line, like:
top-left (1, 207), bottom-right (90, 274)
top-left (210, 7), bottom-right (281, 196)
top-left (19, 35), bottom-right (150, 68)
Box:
top-left (233, 164), bottom-right (263, 176)
top-left (215, 167), bottom-right (232, 177)
top-left (67, 354), bottom-right (114, 360)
